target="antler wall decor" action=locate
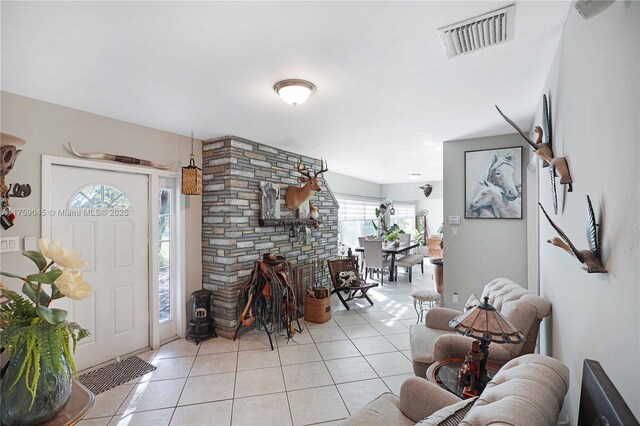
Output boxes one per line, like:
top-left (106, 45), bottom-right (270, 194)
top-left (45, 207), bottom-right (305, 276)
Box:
top-left (285, 159), bottom-right (329, 210)
top-left (496, 94), bottom-right (573, 214)
top-left (66, 143), bottom-right (177, 170)
top-left (539, 196), bottom-right (606, 273)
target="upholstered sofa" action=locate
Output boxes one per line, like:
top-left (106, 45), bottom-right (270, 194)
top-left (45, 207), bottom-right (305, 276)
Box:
top-left (342, 354), bottom-right (569, 426)
top-left (410, 278), bottom-right (552, 377)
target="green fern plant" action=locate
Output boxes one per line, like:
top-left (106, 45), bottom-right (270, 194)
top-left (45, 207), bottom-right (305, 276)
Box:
top-left (0, 240), bottom-right (91, 408)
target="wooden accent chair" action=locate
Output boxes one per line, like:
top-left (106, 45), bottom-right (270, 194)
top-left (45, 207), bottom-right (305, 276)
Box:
top-left (327, 258), bottom-right (379, 310)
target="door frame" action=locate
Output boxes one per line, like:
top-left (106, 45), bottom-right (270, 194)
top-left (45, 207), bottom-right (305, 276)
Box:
top-left (41, 155), bottom-right (186, 351)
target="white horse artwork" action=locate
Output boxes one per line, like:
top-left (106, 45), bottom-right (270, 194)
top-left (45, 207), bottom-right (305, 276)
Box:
top-left (469, 181), bottom-right (521, 218)
top-left (487, 151), bottom-right (519, 201)
top-left (465, 147), bottom-right (522, 219)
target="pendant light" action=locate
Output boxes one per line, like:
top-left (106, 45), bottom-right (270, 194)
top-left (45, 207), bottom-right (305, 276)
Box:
top-left (182, 132), bottom-right (202, 195)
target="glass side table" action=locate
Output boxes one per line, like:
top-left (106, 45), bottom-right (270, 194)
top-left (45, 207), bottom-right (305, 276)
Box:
top-left (426, 358), bottom-right (501, 399)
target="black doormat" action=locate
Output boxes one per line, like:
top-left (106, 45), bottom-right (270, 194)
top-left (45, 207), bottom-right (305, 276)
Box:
top-left (78, 356), bottom-right (156, 395)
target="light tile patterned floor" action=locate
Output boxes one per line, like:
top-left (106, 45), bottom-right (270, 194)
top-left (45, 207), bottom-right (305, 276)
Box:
top-left (78, 265), bottom-right (436, 426)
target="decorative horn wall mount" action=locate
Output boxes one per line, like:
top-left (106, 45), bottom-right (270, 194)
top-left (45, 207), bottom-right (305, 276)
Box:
top-left (1, 133), bottom-right (31, 230)
top-left (66, 143), bottom-right (177, 170)
top-left (496, 94), bottom-right (573, 214)
top-left (539, 196), bottom-right (607, 273)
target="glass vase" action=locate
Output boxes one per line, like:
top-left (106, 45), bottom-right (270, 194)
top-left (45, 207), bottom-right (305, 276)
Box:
top-left (1, 344), bottom-right (73, 425)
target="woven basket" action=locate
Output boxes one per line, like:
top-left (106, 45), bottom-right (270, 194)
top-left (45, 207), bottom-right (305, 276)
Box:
top-left (304, 296), bottom-right (332, 324)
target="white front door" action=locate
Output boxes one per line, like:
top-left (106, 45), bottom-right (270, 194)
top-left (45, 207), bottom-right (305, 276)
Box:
top-left (48, 165), bottom-right (149, 370)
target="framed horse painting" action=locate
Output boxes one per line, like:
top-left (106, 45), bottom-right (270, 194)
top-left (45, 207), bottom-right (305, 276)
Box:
top-left (465, 146), bottom-right (523, 219)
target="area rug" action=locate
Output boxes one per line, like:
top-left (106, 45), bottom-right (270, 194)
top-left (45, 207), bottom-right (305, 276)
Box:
top-left (78, 356), bottom-right (156, 395)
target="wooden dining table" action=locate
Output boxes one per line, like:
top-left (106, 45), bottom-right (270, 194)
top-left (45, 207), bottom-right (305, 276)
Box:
top-left (355, 241), bottom-right (420, 282)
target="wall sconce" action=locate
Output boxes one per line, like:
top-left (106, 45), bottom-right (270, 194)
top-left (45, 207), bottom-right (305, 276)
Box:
top-left (289, 224), bottom-right (299, 238)
top-left (389, 202), bottom-right (396, 216)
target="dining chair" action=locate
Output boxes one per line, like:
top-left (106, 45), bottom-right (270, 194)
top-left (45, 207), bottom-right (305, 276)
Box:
top-left (363, 240), bottom-right (390, 286)
top-left (393, 233), bottom-right (418, 280)
top-left (357, 236), bottom-right (366, 273)
top-left (396, 233), bottom-right (412, 259)
top-left (398, 233), bottom-right (411, 244)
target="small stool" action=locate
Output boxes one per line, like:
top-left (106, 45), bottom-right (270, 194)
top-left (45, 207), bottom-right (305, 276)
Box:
top-left (411, 289), bottom-right (440, 323)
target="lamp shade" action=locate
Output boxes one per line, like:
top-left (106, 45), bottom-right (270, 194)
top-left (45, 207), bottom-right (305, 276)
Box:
top-left (182, 158), bottom-right (202, 195)
top-left (449, 297), bottom-right (525, 344)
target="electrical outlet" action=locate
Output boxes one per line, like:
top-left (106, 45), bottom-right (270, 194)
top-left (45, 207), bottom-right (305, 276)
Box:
top-left (452, 227), bottom-right (458, 237)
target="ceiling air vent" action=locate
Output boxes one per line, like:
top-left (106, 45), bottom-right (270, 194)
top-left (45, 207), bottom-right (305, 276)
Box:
top-left (437, 4), bottom-right (516, 59)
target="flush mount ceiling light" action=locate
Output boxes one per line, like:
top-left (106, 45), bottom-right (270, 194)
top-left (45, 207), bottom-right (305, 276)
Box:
top-left (274, 79), bottom-right (316, 106)
top-left (408, 173), bottom-right (422, 180)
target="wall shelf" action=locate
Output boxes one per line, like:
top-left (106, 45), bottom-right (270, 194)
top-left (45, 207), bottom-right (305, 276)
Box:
top-left (258, 218), bottom-right (320, 227)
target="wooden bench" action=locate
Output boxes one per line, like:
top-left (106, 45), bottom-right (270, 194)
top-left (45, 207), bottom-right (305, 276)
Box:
top-left (394, 254), bottom-right (424, 283)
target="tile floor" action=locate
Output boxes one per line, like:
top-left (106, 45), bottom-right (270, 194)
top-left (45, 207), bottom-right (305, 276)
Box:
top-left (79, 265), bottom-right (436, 426)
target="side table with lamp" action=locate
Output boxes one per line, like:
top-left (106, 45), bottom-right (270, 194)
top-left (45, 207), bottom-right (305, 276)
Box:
top-left (427, 296), bottom-right (525, 398)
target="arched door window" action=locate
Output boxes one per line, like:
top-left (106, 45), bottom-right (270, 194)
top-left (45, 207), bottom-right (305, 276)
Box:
top-left (70, 184), bottom-right (132, 209)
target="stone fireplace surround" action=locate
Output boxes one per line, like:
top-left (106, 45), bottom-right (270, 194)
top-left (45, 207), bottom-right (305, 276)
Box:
top-left (202, 135), bottom-right (339, 338)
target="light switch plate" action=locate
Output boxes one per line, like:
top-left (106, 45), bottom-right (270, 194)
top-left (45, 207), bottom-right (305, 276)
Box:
top-left (1, 237), bottom-right (20, 253)
top-left (448, 216), bottom-right (461, 225)
top-left (24, 236), bottom-right (37, 251)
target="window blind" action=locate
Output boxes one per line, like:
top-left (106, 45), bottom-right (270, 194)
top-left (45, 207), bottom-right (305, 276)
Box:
top-left (337, 198), bottom-right (380, 221)
top-left (392, 203), bottom-right (416, 219)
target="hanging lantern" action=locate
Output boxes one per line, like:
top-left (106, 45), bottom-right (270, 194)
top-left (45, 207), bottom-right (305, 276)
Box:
top-left (182, 132), bottom-right (202, 195)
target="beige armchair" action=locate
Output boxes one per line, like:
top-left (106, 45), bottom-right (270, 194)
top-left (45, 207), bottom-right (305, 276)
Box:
top-left (410, 277), bottom-right (551, 377)
top-left (342, 354), bottom-right (569, 426)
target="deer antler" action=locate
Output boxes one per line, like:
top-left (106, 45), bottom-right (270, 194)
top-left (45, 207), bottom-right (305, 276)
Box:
top-left (295, 160), bottom-right (313, 181)
top-left (314, 158), bottom-right (329, 177)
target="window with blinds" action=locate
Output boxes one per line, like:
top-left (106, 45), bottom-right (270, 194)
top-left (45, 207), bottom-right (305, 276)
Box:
top-left (390, 203), bottom-right (417, 233)
top-left (336, 197), bottom-right (380, 252)
top-left (338, 198), bottom-right (380, 221)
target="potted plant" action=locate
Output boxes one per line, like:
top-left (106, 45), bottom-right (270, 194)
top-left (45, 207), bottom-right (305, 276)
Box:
top-left (372, 204), bottom-right (388, 238)
top-left (0, 238), bottom-right (90, 425)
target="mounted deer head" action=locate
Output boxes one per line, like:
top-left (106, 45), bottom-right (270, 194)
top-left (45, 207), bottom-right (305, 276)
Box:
top-left (285, 159), bottom-right (328, 210)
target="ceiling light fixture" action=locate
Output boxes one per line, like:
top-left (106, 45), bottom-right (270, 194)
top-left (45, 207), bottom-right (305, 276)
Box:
top-left (274, 79), bottom-right (316, 106)
top-left (408, 173), bottom-right (421, 180)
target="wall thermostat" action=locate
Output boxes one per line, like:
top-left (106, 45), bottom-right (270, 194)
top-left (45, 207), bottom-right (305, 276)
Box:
top-left (448, 216), bottom-right (461, 225)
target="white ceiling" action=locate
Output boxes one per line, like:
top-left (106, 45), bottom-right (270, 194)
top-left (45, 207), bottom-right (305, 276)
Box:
top-left (1, 1), bottom-right (570, 184)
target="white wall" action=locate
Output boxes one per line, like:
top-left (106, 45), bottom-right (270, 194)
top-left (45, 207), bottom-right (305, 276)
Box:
top-left (382, 181), bottom-right (443, 236)
top-left (442, 134), bottom-right (529, 307)
top-left (533, 1), bottom-right (640, 420)
top-left (324, 171), bottom-right (382, 200)
top-left (0, 92), bottom-right (203, 331)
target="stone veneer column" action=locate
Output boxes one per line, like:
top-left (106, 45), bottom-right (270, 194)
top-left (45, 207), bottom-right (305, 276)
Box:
top-left (201, 135), bottom-right (339, 338)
